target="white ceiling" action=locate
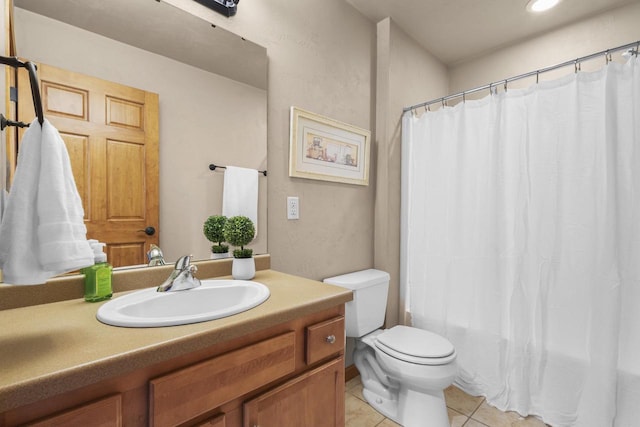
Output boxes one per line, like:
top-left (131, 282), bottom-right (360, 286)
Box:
top-left (346, 0), bottom-right (638, 66)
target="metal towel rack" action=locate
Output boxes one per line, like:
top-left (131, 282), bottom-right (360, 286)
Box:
top-left (0, 55), bottom-right (44, 130)
top-left (209, 163), bottom-right (267, 176)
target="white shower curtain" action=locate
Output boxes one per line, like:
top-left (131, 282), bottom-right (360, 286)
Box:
top-left (401, 57), bottom-right (640, 427)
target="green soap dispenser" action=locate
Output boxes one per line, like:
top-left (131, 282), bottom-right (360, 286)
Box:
top-left (83, 240), bottom-right (113, 302)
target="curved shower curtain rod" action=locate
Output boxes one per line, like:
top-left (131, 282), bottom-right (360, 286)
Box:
top-left (403, 39), bottom-right (640, 113)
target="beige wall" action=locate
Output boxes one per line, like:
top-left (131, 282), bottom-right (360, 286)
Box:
top-left (450, 2), bottom-right (640, 96)
top-left (14, 8), bottom-right (267, 263)
top-left (168, 0), bottom-right (378, 280)
top-left (375, 19), bottom-right (448, 327)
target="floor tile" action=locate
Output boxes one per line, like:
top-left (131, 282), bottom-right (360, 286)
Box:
top-left (464, 419), bottom-right (491, 427)
top-left (346, 376), bottom-right (362, 391)
top-left (346, 377), bottom-right (366, 401)
top-left (376, 418), bottom-right (402, 426)
top-left (471, 401), bottom-right (526, 427)
top-left (345, 375), bottom-right (550, 427)
top-left (511, 415), bottom-right (549, 426)
top-left (444, 385), bottom-right (485, 416)
top-left (448, 407), bottom-right (468, 427)
top-left (345, 392), bottom-right (386, 427)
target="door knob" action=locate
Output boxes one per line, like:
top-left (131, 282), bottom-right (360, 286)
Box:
top-left (138, 226), bottom-right (156, 236)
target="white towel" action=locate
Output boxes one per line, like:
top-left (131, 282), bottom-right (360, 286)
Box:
top-left (0, 119), bottom-right (94, 285)
top-left (222, 166), bottom-right (259, 236)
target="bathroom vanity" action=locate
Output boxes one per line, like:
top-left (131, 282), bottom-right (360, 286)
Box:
top-left (0, 259), bottom-right (352, 426)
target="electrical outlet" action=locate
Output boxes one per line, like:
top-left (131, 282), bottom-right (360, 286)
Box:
top-left (287, 196), bottom-right (299, 220)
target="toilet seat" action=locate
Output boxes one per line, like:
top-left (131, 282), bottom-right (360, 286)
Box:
top-left (375, 325), bottom-right (456, 366)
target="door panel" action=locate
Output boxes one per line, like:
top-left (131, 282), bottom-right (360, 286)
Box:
top-left (18, 63), bottom-right (159, 267)
top-left (243, 358), bottom-right (345, 427)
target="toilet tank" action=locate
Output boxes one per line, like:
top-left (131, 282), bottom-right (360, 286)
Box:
top-left (323, 269), bottom-right (390, 338)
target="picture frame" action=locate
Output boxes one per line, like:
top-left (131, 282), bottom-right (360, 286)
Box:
top-left (289, 107), bottom-right (371, 186)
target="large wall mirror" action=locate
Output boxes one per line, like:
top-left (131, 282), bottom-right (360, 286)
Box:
top-left (9, 0), bottom-right (268, 273)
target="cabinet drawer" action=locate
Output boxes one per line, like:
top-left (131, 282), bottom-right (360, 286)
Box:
top-left (150, 331), bottom-right (295, 427)
top-left (305, 316), bottom-right (345, 365)
top-left (26, 395), bottom-right (121, 427)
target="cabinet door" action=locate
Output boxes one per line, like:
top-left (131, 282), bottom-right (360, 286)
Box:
top-left (243, 358), bottom-right (344, 427)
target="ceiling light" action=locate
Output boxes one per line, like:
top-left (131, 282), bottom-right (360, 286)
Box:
top-left (526, 0), bottom-right (561, 13)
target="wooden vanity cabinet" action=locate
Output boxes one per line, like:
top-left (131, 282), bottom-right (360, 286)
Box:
top-left (1, 307), bottom-right (345, 427)
top-left (150, 315), bottom-right (345, 427)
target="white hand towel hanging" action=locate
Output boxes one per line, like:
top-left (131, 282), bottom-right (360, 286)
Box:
top-left (222, 166), bottom-right (259, 236)
top-left (0, 119), bottom-right (94, 285)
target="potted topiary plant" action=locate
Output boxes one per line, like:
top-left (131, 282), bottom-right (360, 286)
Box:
top-left (203, 215), bottom-right (229, 259)
top-left (223, 215), bottom-right (256, 279)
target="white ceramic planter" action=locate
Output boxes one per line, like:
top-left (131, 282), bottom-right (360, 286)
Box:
top-left (232, 257), bottom-right (255, 280)
top-left (210, 252), bottom-right (230, 260)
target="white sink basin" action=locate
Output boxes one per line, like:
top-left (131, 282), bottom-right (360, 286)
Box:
top-left (96, 279), bottom-right (270, 327)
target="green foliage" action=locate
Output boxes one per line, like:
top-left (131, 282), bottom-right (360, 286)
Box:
top-left (223, 216), bottom-right (255, 257)
top-left (203, 215), bottom-right (228, 252)
top-left (211, 244), bottom-right (229, 254)
top-left (233, 248), bottom-right (253, 259)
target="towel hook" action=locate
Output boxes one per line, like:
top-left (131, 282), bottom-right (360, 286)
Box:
top-left (0, 56), bottom-right (44, 128)
top-left (25, 62), bottom-right (44, 126)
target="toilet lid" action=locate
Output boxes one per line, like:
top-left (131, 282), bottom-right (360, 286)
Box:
top-left (375, 326), bottom-right (455, 365)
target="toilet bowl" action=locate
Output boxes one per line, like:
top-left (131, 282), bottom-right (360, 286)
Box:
top-left (324, 269), bottom-right (457, 427)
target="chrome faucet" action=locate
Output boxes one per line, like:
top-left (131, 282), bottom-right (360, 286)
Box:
top-left (156, 255), bottom-right (201, 292)
top-left (147, 244), bottom-right (166, 266)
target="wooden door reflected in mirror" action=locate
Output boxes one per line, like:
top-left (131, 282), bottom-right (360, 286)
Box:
top-left (18, 63), bottom-right (159, 267)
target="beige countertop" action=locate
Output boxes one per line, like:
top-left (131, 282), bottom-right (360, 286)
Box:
top-left (0, 269), bottom-right (352, 413)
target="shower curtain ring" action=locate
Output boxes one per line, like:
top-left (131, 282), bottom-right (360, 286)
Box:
top-left (462, 92), bottom-right (466, 103)
top-left (574, 60), bottom-right (581, 73)
top-left (426, 104), bottom-right (430, 112)
top-left (536, 71), bottom-right (540, 84)
top-left (504, 80), bottom-right (508, 92)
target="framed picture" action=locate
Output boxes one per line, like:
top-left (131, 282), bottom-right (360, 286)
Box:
top-left (289, 107), bottom-right (371, 186)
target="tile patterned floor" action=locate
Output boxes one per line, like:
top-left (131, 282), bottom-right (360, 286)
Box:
top-left (345, 376), bottom-right (550, 427)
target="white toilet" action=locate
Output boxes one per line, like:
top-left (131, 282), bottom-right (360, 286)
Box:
top-left (324, 269), bottom-right (457, 427)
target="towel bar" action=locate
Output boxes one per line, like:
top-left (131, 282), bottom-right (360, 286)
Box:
top-left (209, 163), bottom-right (267, 177)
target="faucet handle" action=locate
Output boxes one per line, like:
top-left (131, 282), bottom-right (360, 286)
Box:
top-left (147, 244), bottom-right (166, 266)
top-left (174, 255), bottom-right (193, 270)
